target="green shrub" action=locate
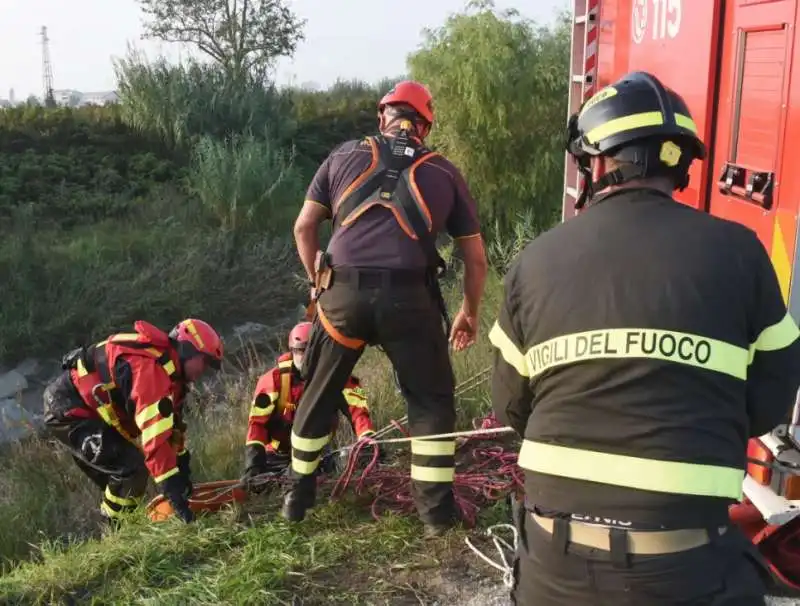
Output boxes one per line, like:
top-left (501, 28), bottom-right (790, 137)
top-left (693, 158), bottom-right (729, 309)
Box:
top-left (0, 106), bottom-right (180, 226)
top-left (187, 133), bottom-right (304, 235)
top-left (114, 50), bottom-right (296, 153)
top-left (409, 1), bottom-right (570, 233)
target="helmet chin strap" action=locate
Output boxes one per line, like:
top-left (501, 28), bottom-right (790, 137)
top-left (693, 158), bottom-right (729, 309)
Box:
top-left (575, 153), bottom-right (652, 210)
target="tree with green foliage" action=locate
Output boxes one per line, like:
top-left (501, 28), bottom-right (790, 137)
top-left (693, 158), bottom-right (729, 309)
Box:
top-left (137, 0), bottom-right (306, 83)
top-left (408, 0), bottom-right (570, 233)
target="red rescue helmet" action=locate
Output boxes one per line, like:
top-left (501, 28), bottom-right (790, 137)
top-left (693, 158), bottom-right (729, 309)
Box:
top-left (169, 318), bottom-right (224, 369)
top-left (289, 321), bottom-right (312, 350)
top-left (378, 80), bottom-right (434, 125)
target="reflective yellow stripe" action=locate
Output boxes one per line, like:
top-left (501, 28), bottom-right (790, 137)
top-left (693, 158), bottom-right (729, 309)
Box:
top-left (154, 467), bottom-right (179, 483)
top-left (76, 359), bottom-right (89, 377)
top-left (358, 429), bottom-right (375, 439)
top-left (411, 439), bottom-right (456, 456)
top-left (109, 333), bottom-right (140, 342)
top-left (491, 325), bottom-right (749, 380)
top-left (140, 416), bottom-right (173, 444)
top-left (270, 439), bottom-right (281, 450)
top-left (104, 486), bottom-right (138, 507)
top-left (278, 359), bottom-right (293, 369)
top-left (96, 403), bottom-right (139, 444)
top-left (489, 322), bottom-right (528, 376)
top-left (142, 346), bottom-right (176, 376)
top-left (184, 319), bottom-right (205, 350)
top-left (344, 387), bottom-right (368, 408)
top-left (519, 441), bottom-right (743, 499)
top-left (291, 430), bottom-right (330, 452)
top-left (585, 111), bottom-right (663, 144)
top-left (135, 401), bottom-right (161, 427)
top-left (750, 312), bottom-right (800, 357)
top-left (580, 86), bottom-right (618, 115)
top-left (292, 456), bottom-right (320, 475)
top-left (100, 502), bottom-right (122, 518)
top-left (246, 439), bottom-right (266, 447)
top-left (674, 113), bottom-right (698, 133)
top-left (249, 403), bottom-right (275, 418)
top-left (410, 465), bottom-right (455, 483)
top-left (584, 111), bottom-right (697, 145)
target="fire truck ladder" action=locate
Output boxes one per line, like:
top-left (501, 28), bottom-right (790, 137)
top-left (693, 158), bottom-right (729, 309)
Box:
top-left (562, 0), bottom-right (600, 220)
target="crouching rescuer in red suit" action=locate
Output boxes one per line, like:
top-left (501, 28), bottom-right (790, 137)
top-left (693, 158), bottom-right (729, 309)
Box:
top-left (42, 319), bottom-right (224, 525)
top-left (241, 321), bottom-right (378, 490)
top-left (287, 80), bottom-right (488, 537)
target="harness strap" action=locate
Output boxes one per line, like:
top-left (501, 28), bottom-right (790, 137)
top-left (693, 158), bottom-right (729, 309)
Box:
top-left (331, 133), bottom-right (451, 335)
top-left (332, 135), bottom-right (433, 234)
top-left (73, 337), bottom-right (179, 443)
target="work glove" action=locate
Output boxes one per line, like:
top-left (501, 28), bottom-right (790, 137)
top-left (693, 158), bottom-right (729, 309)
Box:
top-left (177, 450), bottom-right (193, 497)
top-left (319, 450), bottom-right (342, 475)
top-left (157, 473), bottom-right (195, 523)
top-left (242, 446), bottom-right (289, 494)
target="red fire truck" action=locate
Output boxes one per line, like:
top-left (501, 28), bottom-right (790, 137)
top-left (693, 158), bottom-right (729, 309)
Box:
top-left (562, 0), bottom-right (800, 591)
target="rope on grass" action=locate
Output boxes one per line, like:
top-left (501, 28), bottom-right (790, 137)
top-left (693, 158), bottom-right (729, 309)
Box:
top-left (464, 524), bottom-right (519, 589)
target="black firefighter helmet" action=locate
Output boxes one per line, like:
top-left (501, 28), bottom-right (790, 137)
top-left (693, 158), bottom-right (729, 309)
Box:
top-left (565, 71), bottom-right (707, 209)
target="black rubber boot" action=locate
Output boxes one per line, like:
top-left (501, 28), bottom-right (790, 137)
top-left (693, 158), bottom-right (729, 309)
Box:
top-left (422, 506), bottom-right (461, 539)
top-left (281, 476), bottom-right (317, 522)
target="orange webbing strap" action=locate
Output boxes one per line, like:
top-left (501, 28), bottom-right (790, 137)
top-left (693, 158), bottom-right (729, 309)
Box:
top-left (277, 358), bottom-right (295, 413)
top-left (316, 303), bottom-right (366, 351)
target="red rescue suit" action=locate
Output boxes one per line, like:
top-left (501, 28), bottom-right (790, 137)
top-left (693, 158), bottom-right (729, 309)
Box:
top-left (63, 321), bottom-right (188, 482)
top-left (246, 353), bottom-right (374, 456)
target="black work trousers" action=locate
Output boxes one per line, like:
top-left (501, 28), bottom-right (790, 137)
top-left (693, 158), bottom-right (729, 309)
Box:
top-left (43, 372), bottom-right (148, 520)
top-left (290, 268), bottom-right (457, 525)
top-left (511, 506), bottom-right (771, 605)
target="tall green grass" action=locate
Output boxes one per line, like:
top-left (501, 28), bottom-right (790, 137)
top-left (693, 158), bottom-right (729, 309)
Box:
top-left (187, 134), bottom-right (305, 235)
top-left (113, 49), bottom-right (295, 153)
top-left (0, 187), bottom-right (305, 362)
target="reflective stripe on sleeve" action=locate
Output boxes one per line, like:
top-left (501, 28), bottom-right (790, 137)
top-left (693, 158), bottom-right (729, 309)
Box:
top-left (344, 386), bottom-right (369, 409)
top-left (749, 312), bottom-right (800, 361)
top-left (249, 403), bottom-right (275, 418)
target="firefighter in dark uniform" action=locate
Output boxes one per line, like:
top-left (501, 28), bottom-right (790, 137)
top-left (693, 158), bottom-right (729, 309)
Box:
top-left (287, 80), bottom-right (489, 536)
top-left (490, 71), bottom-right (800, 605)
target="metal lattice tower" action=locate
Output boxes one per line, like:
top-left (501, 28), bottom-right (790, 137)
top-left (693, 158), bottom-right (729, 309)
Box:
top-left (41, 26), bottom-right (55, 107)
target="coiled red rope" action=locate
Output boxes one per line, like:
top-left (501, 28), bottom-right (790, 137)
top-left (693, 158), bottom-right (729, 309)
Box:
top-left (327, 412), bottom-right (523, 527)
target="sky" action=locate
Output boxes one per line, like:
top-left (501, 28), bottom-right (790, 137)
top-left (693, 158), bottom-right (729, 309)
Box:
top-left (0, 0), bottom-right (567, 100)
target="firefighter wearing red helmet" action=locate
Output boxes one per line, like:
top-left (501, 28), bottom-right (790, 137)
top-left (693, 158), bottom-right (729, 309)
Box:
top-left (42, 318), bottom-right (223, 525)
top-left (490, 71), bottom-right (800, 605)
top-left (240, 321), bottom-right (378, 489)
top-left (289, 79), bottom-right (488, 536)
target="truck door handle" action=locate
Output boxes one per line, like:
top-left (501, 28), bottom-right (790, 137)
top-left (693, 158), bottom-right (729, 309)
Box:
top-left (717, 162), bottom-right (775, 210)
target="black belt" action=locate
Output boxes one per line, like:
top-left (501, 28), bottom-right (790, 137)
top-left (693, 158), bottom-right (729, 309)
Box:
top-left (331, 266), bottom-right (428, 289)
